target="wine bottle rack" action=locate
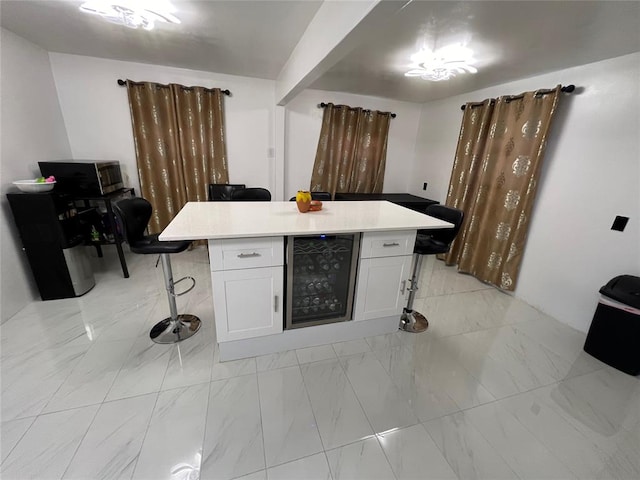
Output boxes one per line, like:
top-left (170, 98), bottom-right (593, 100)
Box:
top-left (286, 234), bottom-right (360, 329)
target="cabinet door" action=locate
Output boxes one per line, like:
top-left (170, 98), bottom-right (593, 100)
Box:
top-left (212, 266), bottom-right (284, 342)
top-left (353, 255), bottom-right (412, 321)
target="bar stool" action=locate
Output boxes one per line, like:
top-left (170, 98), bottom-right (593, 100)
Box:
top-left (114, 197), bottom-right (201, 344)
top-left (400, 205), bottom-right (464, 333)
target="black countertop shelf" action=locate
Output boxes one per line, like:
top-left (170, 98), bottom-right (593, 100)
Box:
top-left (333, 192), bottom-right (438, 213)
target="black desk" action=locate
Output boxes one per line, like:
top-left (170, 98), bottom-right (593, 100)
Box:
top-left (334, 193), bottom-right (438, 213)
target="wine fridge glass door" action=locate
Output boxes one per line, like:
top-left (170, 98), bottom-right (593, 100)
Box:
top-left (285, 233), bottom-right (360, 329)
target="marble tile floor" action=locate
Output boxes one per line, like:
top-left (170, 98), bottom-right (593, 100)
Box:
top-left (1, 246), bottom-right (639, 479)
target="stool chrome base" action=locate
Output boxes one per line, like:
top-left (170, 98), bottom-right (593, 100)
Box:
top-left (150, 314), bottom-right (201, 344)
top-left (399, 308), bottom-right (429, 333)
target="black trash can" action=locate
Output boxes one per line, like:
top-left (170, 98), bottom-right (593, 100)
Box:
top-left (584, 275), bottom-right (640, 376)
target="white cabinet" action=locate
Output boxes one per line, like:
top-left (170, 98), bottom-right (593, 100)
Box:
top-left (353, 230), bottom-right (415, 321)
top-left (353, 256), bottom-right (413, 321)
top-left (211, 267), bottom-right (284, 342)
top-left (209, 237), bottom-right (284, 342)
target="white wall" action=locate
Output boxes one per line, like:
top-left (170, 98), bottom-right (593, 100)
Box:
top-left (48, 53), bottom-right (277, 196)
top-left (412, 52), bottom-right (640, 332)
top-left (0, 29), bottom-right (73, 322)
top-left (285, 89), bottom-right (422, 199)
top-left (49, 54), bottom-right (423, 204)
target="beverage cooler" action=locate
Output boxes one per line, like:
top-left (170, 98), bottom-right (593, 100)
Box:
top-left (285, 234), bottom-right (360, 329)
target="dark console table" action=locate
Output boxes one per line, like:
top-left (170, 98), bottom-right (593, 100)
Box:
top-left (334, 193), bottom-right (438, 213)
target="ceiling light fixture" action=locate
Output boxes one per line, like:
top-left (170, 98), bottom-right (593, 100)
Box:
top-left (79, 0), bottom-right (180, 31)
top-left (405, 44), bottom-right (477, 82)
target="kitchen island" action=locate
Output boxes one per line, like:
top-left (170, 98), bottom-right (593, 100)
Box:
top-left (160, 201), bottom-right (452, 360)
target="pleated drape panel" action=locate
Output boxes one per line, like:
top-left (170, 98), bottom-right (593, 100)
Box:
top-left (310, 103), bottom-right (391, 198)
top-left (126, 81), bottom-right (228, 234)
top-left (442, 86), bottom-right (562, 291)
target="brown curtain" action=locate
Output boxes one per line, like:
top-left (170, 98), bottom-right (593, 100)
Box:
top-left (310, 103), bottom-right (391, 197)
top-left (126, 81), bottom-right (228, 234)
top-left (442, 86), bottom-right (562, 291)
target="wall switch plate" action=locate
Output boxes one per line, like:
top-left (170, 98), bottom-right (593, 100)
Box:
top-left (423, 182), bottom-right (428, 191)
top-left (611, 215), bottom-right (629, 232)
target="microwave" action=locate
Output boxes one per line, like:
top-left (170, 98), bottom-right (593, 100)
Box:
top-left (38, 161), bottom-right (124, 196)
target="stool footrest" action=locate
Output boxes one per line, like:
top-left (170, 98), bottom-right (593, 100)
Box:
top-left (172, 276), bottom-right (196, 297)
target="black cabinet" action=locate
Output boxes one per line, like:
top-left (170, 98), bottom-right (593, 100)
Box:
top-left (7, 192), bottom-right (95, 300)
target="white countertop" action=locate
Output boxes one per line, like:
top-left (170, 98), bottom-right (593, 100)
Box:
top-left (159, 201), bottom-right (453, 241)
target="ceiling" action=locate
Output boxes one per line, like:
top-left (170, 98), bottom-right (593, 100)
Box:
top-left (2, 0), bottom-right (639, 104)
top-left (0, 0), bottom-right (323, 79)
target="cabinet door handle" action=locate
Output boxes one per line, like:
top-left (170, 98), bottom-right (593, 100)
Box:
top-left (237, 252), bottom-right (261, 258)
top-left (400, 280), bottom-right (406, 295)
top-left (274, 295), bottom-right (279, 312)
top-left (383, 242), bottom-right (400, 247)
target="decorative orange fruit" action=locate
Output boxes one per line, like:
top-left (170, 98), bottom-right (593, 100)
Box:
top-left (296, 190), bottom-right (312, 212)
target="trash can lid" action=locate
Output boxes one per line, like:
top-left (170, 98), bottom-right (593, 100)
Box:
top-left (599, 275), bottom-right (640, 309)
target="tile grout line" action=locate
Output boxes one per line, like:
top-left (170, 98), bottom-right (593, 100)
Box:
top-left (363, 337), bottom-right (413, 480)
top-left (196, 343), bottom-right (219, 478)
top-left (418, 369), bottom-right (613, 480)
top-left (419, 285), bottom-right (494, 299)
top-left (333, 347), bottom-right (401, 480)
top-left (439, 406), bottom-right (523, 480)
top-left (32, 344), bottom-right (92, 420)
top-left (126, 390), bottom-right (162, 480)
top-left (255, 363), bottom-right (269, 477)
top-left (296, 357), bottom-right (338, 480)
top-left (297, 360), bottom-right (327, 451)
top-left (488, 387), bottom-right (598, 479)
top-left (442, 325), bottom-right (603, 403)
top-left (417, 421), bottom-right (461, 479)
top-left (369, 342), bottom-right (462, 424)
top-left (0, 416), bottom-right (37, 470)
top-left (58, 398), bottom-right (107, 479)
top-left (264, 357), bottom-right (328, 472)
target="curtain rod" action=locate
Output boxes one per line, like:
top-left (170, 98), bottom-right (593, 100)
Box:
top-left (318, 102), bottom-right (397, 118)
top-left (460, 84), bottom-right (575, 110)
top-left (117, 79), bottom-right (231, 96)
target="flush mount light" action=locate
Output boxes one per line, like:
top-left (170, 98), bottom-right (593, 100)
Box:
top-left (405, 44), bottom-right (477, 82)
top-left (79, 0), bottom-right (180, 31)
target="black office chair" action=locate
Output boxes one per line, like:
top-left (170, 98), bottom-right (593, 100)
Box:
top-left (208, 183), bottom-right (246, 201)
top-left (114, 197), bottom-right (201, 344)
top-left (288, 191), bottom-right (332, 201)
top-left (230, 187), bottom-right (271, 201)
top-left (400, 204), bottom-right (464, 333)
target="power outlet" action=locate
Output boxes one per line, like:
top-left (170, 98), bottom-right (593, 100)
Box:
top-left (611, 216), bottom-right (629, 232)
top-left (422, 182), bottom-right (428, 191)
